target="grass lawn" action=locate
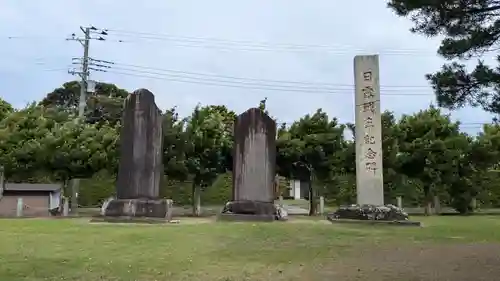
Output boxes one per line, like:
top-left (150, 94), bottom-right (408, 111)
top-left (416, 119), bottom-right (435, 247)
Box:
top-left (1, 216), bottom-right (500, 281)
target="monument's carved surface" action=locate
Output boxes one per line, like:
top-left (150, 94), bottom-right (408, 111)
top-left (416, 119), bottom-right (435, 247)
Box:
top-left (354, 55), bottom-right (384, 206)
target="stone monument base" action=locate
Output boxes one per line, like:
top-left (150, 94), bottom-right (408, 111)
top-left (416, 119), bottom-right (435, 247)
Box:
top-left (101, 198), bottom-right (173, 220)
top-left (327, 217), bottom-right (421, 227)
top-left (219, 200), bottom-right (288, 222)
top-left (329, 204), bottom-right (409, 221)
top-left (218, 213), bottom-right (276, 222)
top-left (326, 204), bottom-right (421, 226)
top-left (90, 216), bottom-right (173, 224)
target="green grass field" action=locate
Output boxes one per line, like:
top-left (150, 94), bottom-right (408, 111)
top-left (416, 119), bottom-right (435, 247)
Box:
top-left (1, 216), bottom-right (500, 281)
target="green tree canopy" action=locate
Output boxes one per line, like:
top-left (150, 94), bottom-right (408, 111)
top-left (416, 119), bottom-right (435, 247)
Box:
top-left (396, 106), bottom-right (466, 214)
top-left (0, 98), bottom-right (13, 122)
top-left (40, 81), bottom-right (129, 125)
top-left (183, 105), bottom-right (233, 215)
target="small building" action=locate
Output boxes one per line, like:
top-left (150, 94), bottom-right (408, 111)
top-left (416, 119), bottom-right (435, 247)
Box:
top-left (0, 183), bottom-right (62, 217)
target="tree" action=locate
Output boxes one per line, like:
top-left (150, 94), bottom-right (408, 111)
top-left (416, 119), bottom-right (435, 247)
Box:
top-left (0, 98), bottom-right (13, 122)
top-left (0, 104), bottom-right (118, 183)
top-left (39, 122), bottom-right (119, 183)
top-left (0, 104), bottom-right (70, 180)
top-left (380, 111), bottom-right (404, 203)
top-left (277, 109), bottom-right (346, 215)
top-left (162, 107), bottom-right (189, 182)
top-left (467, 124), bottom-right (500, 209)
top-left (184, 105), bottom-right (232, 216)
top-left (40, 81), bottom-right (129, 125)
top-left (388, 0), bottom-right (500, 115)
top-left (396, 106), bottom-right (465, 214)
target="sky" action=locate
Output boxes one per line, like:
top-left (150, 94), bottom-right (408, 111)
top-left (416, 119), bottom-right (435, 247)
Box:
top-left (0, 0), bottom-right (494, 135)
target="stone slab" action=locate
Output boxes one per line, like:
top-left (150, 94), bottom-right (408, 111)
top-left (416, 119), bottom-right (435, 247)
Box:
top-left (116, 89), bottom-right (163, 199)
top-left (327, 218), bottom-right (422, 227)
top-left (102, 198), bottom-right (172, 219)
top-left (232, 108), bottom-right (276, 203)
top-left (217, 213), bottom-right (276, 222)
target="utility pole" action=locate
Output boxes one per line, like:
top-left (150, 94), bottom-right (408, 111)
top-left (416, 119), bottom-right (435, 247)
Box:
top-left (66, 25), bottom-right (108, 214)
top-left (79, 27), bottom-right (90, 118)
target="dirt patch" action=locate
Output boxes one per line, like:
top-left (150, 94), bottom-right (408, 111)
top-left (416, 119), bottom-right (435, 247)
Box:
top-left (319, 243), bottom-right (500, 281)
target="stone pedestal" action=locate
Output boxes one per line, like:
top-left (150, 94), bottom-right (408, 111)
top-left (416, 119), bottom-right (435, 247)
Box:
top-left (219, 200), bottom-right (287, 221)
top-left (218, 213), bottom-right (276, 222)
top-left (102, 198), bottom-right (173, 220)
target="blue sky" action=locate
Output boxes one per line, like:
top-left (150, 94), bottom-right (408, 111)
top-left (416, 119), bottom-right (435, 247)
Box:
top-left (0, 0), bottom-right (493, 134)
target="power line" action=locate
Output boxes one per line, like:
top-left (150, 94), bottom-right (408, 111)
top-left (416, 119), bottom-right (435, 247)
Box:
top-left (3, 36), bottom-right (65, 41)
top-left (67, 26), bottom-right (111, 116)
top-left (106, 36), bottom-right (433, 55)
top-left (273, 121), bottom-right (490, 128)
top-left (107, 29), bottom-right (377, 49)
top-left (100, 68), bottom-right (432, 95)
top-left (105, 60), bottom-right (431, 90)
top-left (104, 29), bottom-right (433, 55)
top-left (1, 33), bottom-right (435, 55)
top-left (21, 58), bottom-right (434, 95)
top-left (84, 58), bottom-right (433, 95)
top-left (0, 33), bottom-right (391, 51)
top-left (104, 29), bottom-right (498, 59)
top-left (37, 61), bottom-right (433, 95)
top-left (1, 32), bottom-right (417, 53)
top-left (107, 66), bottom-right (430, 93)
top-left (2, 28), bottom-right (496, 60)
top-left (31, 69), bottom-right (495, 129)
top-left (22, 56), bottom-right (432, 91)
top-left (5, 35), bottom-right (432, 55)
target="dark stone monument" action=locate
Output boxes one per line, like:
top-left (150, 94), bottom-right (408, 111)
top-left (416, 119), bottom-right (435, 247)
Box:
top-left (102, 89), bottom-right (172, 220)
top-left (219, 108), bottom-right (287, 221)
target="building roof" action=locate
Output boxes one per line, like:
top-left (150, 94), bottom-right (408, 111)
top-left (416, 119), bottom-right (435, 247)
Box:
top-left (3, 183), bottom-right (62, 192)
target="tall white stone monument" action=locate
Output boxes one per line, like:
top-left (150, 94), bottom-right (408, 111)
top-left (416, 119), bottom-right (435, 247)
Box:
top-left (354, 55), bottom-right (384, 206)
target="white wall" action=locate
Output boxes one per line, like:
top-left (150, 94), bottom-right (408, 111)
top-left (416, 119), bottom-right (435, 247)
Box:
top-left (288, 180), bottom-right (302, 199)
top-left (49, 190), bottom-right (61, 210)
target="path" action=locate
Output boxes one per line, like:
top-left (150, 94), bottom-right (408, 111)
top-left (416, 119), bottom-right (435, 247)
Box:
top-left (282, 203), bottom-right (309, 215)
top-left (323, 243), bottom-right (500, 281)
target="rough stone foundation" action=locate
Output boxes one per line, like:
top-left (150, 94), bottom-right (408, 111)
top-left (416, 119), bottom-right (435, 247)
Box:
top-left (102, 198), bottom-right (173, 220)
